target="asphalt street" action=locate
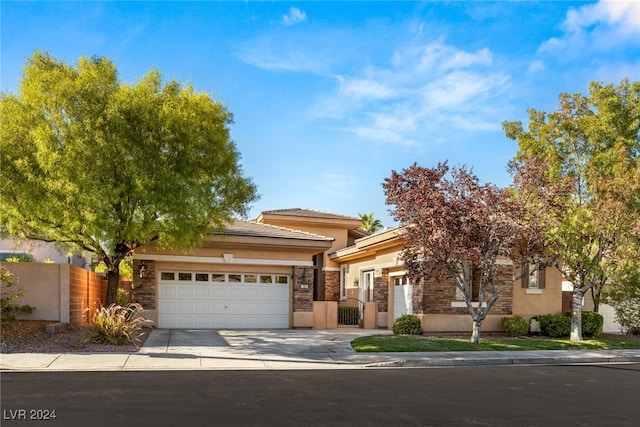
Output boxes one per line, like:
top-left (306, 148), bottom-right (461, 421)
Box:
top-left (2, 364), bottom-right (639, 427)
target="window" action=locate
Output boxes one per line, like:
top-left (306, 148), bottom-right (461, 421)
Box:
top-left (276, 275), bottom-right (289, 284)
top-left (160, 272), bottom-right (175, 281)
top-left (393, 275), bottom-right (408, 286)
top-left (211, 274), bottom-right (225, 282)
top-left (339, 265), bottom-right (347, 299)
top-left (522, 264), bottom-right (546, 290)
top-left (260, 275), bottom-right (273, 284)
top-left (178, 272), bottom-right (192, 281)
top-left (195, 273), bottom-right (209, 282)
top-left (244, 274), bottom-right (257, 283)
top-left (228, 274), bottom-right (242, 283)
top-left (455, 262), bottom-right (473, 301)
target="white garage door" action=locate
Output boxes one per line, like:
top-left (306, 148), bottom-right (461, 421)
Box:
top-left (158, 271), bottom-right (290, 329)
top-left (392, 274), bottom-right (413, 320)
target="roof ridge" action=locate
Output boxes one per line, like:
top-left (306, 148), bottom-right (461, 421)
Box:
top-left (230, 219), bottom-right (334, 241)
top-left (260, 208), bottom-right (360, 221)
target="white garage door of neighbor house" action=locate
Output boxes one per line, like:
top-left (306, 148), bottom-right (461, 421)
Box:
top-left (158, 271), bottom-right (290, 329)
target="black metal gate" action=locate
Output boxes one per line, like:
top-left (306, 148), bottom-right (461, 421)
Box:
top-left (338, 298), bottom-right (364, 328)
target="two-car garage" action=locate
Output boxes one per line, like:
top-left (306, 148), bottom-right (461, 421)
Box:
top-left (157, 271), bottom-right (291, 329)
top-left (133, 217), bottom-right (336, 329)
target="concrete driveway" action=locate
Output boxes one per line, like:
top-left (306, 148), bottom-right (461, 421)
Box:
top-left (127, 328), bottom-right (393, 370)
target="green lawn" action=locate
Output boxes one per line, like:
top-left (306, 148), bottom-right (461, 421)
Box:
top-left (351, 334), bottom-right (640, 352)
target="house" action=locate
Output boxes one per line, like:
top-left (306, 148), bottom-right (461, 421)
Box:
top-left (0, 237), bottom-right (91, 268)
top-left (132, 208), bottom-right (566, 331)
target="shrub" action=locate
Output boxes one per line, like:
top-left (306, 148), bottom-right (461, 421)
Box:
top-left (392, 314), bottom-right (422, 335)
top-left (605, 286), bottom-right (640, 335)
top-left (537, 314), bottom-right (571, 338)
top-left (116, 288), bottom-right (133, 307)
top-left (562, 310), bottom-right (604, 338)
top-left (1, 266), bottom-right (35, 322)
top-left (499, 315), bottom-right (529, 336)
top-left (0, 252), bottom-right (36, 262)
top-left (338, 306), bottom-right (360, 325)
top-left (88, 303), bottom-right (152, 345)
top-left (581, 311), bottom-right (604, 337)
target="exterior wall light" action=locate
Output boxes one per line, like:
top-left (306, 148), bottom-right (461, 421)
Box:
top-left (139, 261), bottom-right (148, 279)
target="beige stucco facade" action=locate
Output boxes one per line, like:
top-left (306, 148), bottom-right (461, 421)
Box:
top-left (129, 209), bottom-right (566, 332)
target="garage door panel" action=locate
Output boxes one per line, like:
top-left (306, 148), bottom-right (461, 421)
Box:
top-left (207, 287), bottom-right (224, 298)
top-left (177, 287), bottom-right (194, 298)
top-left (194, 288), bottom-right (210, 298)
top-left (227, 288), bottom-right (244, 298)
top-left (194, 301), bottom-right (210, 313)
top-left (159, 286), bottom-right (178, 298)
top-left (176, 301), bottom-right (194, 313)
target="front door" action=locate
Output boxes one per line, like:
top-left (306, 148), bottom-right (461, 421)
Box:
top-left (361, 270), bottom-right (374, 303)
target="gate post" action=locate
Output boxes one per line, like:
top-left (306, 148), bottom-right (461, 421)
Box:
top-left (363, 302), bottom-right (378, 329)
top-left (313, 301), bottom-right (338, 329)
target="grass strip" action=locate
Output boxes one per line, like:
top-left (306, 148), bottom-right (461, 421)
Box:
top-left (351, 334), bottom-right (640, 352)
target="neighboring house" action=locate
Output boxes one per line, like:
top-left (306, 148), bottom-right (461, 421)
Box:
top-left (0, 237), bottom-right (91, 268)
top-left (131, 208), bottom-right (566, 331)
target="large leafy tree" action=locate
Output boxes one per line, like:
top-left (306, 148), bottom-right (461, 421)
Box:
top-left (505, 79), bottom-right (640, 341)
top-left (383, 163), bottom-right (543, 343)
top-left (0, 52), bottom-right (258, 304)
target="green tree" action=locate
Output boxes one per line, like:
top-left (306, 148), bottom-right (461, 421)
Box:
top-left (0, 52), bottom-right (258, 305)
top-left (505, 79), bottom-right (640, 341)
top-left (358, 212), bottom-right (383, 233)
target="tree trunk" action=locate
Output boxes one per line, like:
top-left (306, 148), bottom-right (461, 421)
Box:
top-left (570, 289), bottom-right (584, 342)
top-left (105, 265), bottom-right (120, 306)
top-left (470, 320), bottom-right (482, 344)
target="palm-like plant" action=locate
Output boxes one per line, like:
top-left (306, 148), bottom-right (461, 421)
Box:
top-left (358, 212), bottom-right (383, 233)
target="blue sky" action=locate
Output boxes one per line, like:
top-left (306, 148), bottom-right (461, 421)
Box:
top-left (2, 1), bottom-right (639, 227)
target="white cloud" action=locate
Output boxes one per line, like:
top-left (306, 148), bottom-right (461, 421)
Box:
top-left (527, 60), bottom-right (545, 74)
top-left (312, 40), bottom-right (510, 146)
top-left (282, 7), bottom-right (307, 26)
top-left (539, 0), bottom-right (640, 53)
top-left (337, 75), bottom-right (396, 99)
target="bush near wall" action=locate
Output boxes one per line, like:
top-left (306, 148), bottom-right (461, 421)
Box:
top-left (537, 314), bottom-right (571, 338)
top-left (392, 314), bottom-right (423, 335)
top-left (499, 315), bottom-right (529, 336)
top-left (564, 311), bottom-right (604, 338)
top-left (536, 311), bottom-right (604, 338)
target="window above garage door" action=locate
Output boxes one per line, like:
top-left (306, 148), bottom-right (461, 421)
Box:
top-left (159, 271), bottom-right (290, 285)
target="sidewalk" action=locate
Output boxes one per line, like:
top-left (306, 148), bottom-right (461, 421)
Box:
top-left (2, 329), bottom-right (640, 372)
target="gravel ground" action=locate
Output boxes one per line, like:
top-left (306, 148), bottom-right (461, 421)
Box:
top-left (0, 320), bottom-right (151, 354)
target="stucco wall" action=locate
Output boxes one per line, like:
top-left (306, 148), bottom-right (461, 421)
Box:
top-left (512, 266), bottom-right (563, 319)
top-left (1, 262), bottom-right (120, 325)
top-left (1, 262), bottom-right (65, 321)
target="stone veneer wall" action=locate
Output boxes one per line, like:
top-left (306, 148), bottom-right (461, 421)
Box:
top-left (132, 260), bottom-right (156, 310)
top-left (374, 269), bottom-right (389, 312)
top-left (323, 269), bottom-right (341, 302)
top-left (422, 265), bottom-right (514, 315)
top-left (293, 266), bottom-right (314, 312)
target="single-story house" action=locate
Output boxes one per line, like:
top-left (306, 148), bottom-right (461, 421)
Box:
top-left (132, 208), bottom-right (566, 331)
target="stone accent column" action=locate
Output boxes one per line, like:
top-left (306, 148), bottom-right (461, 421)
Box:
top-left (323, 269), bottom-right (341, 301)
top-left (293, 266), bottom-right (314, 312)
top-left (132, 260), bottom-right (156, 310)
top-left (374, 269), bottom-right (389, 312)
